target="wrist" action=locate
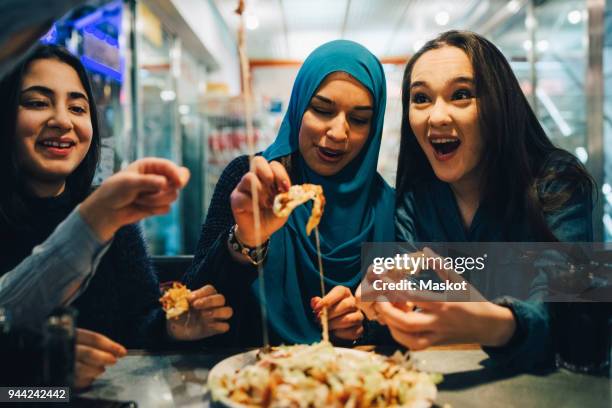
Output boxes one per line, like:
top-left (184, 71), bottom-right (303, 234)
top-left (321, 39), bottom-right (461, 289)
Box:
top-left (234, 225), bottom-right (269, 248)
top-left (79, 199), bottom-right (117, 243)
top-left (229, 225), bottom-right (269, 266)
top-left (479, 303), bottom-right (517, 347)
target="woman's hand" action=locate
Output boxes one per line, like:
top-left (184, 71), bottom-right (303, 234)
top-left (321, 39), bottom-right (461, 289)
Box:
top-left (374, 300), bottom-right (516, 349)
top-left (230, 156), bottom-right (291, 249)
top-left (80, 158), bottom-right (190, 242)
top-left (312, 286), bottom-right (364, 342)
top-left (370, 247), bottom-right (516, 349)
top-left (74, 328), bottom-right (127, 390)
top-left (166, 285), bottom-right (233, 340)
top-left (355, 251), bottom-right (425, 321)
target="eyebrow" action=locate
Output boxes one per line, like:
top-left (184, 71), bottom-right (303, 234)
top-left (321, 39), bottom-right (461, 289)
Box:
top-left (21, 85), bottom-right (89, 102)
top-left (410, 76), bottom-right (474, 90)
top-left (312, 94), bottom-right (373, 111)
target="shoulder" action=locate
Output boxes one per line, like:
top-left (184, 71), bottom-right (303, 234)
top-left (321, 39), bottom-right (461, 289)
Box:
top-left (536, 150), bottom-right (594, 241)
top-left (220, 155), bottom-right (251, 182)
top-left (536, 150), bottom-right (593, 196)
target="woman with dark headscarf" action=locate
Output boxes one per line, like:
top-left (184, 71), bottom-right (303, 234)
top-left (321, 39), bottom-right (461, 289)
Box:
top-left (358, 30), bottom-right (594, 369)
top-left (186, 40), bottom-right (395, 346)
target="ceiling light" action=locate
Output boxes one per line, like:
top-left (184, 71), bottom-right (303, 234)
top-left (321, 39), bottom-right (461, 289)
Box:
top-left (178, 104), bottom-right (190, 115)
top-left (160, 90), bottom-right (176, 102)
top-left (574, 147), bottom-right (588, 164)
top-left (507, 0), bottom-right (521, 13)
top-left (246, 14), bottom-right (259, 30)
top-left (567, 10), bottom-right (582, 24)
top-left (435, 11), bottom-right (450, 26)
top-left (536, 40), bottom-right (549, 52)
top-left (522, 40), bottom-right (532, 51)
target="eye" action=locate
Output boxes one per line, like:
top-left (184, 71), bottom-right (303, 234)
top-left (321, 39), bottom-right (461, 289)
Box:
top-left (452, 89), bottom-right (474, 101)
top-left (311, 105), bottom-right (332, 116)
top-left (22, 99), bottom-right (48, 109)
top-left (350, 115), bottom-right (370, 126)
top-left (69, 105), bottom-right (88, 114)
top-left (411, 92), bottom-right (429, 104)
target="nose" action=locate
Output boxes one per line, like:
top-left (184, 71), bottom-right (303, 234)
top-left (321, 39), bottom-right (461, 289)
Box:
top-left (46, 107), bottom-right (73, 131)
top-left (325, 113), bottom-right (349, 143)
top-left (428, 98), bottom-right (452, 128)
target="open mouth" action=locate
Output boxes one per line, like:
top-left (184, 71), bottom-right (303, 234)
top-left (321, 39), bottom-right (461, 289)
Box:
top-left (38, 140), bottom-right (76, 149)
top-left (317, 146), bottom-right (345, 162)
top-left (430, 138), bottom-right (461, 158)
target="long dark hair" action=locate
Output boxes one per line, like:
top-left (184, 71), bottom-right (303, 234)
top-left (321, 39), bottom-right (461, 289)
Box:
top-left (0, 44), bottom-right (100, 226)
top-left (396, 30), bottom-right (594, 241)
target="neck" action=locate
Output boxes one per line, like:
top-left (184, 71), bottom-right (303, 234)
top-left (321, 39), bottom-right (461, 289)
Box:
top-left (450, 173), bottom-right (482, 229)
top-left (26, 179), bottom-right (66, 198)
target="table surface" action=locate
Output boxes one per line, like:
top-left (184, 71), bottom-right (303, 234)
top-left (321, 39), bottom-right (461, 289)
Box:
top-left (79, 347), bottom-right (611, 408)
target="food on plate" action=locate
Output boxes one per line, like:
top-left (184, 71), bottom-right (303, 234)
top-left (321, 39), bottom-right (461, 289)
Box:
top-left (273, 184), bottom-right (325, 235)
top-left (213, 342), bottom-right (441, 408)
top-left (159, 282), bottom-right (191, 320)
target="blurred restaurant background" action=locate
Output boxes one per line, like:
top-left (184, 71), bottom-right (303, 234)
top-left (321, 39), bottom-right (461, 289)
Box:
top-left (42, 0), bottom-right (612, 253)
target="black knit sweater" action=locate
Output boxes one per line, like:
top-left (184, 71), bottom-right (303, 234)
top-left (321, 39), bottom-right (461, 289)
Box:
top-left (183, 155), bottom-right (390, 347)
top-left (0, 189), bottom-right (166, 349)
top-left (183, 155), bottom-right (275, 347)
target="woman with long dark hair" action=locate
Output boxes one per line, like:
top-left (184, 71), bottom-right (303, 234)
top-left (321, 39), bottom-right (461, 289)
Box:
top-left (360, 30), bottom-right (594, 368)
top-left (0, 44), bottom-right (232, 388)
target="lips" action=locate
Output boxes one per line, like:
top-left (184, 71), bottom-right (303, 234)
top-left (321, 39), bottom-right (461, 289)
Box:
top-left (429, 136), bottom-right (461, 161)
top-left (37, 138), bottom-right (76, 157)
top-left (316, 146), bottom-right (345, 163)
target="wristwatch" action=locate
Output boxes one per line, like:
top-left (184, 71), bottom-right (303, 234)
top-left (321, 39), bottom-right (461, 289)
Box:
top-left (228, 224), bottom-right (269, 266)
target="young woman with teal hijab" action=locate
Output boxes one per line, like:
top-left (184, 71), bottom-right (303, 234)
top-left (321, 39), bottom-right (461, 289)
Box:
top-left (185, 40), bottom-right (395, 346)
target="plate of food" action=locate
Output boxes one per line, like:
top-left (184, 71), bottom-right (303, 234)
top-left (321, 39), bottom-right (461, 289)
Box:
top-left (208, 342), bottom-right (441, 408)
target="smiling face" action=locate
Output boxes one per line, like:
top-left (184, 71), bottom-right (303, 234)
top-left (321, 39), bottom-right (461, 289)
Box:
top-left (408, 45), bottom-right (484, 188)
top-left (298, 72), bottom-right (374, 176)
top-left (13, 58), bottom-right (93, 196)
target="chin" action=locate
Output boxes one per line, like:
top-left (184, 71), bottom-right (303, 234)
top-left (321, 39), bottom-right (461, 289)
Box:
top-left (431, 167), bottom-right (463, 184)
top-left (313, 166), bottom-right (340, 177)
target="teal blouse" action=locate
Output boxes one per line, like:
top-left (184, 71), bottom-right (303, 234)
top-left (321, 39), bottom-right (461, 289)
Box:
top-left (395, 174), bottom-right (593, 369)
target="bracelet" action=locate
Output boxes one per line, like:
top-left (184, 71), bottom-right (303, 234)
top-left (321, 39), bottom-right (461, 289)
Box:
top-left (228, 225), bottom-right (269, 266)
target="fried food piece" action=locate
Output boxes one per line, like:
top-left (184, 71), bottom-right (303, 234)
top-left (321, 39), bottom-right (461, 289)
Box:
top-left (159, 282), bottom-right (191, 320)
top-left (273, 184), bottom-right (325, 235)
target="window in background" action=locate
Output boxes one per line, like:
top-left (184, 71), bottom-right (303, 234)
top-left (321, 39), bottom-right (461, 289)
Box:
top-left (136, 2), bottom-right (182, 254)
top-left (603, 1), bottom-right (612, 241)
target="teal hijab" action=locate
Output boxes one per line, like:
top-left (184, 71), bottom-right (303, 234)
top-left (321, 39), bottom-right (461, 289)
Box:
top-left (256, 40), bottom-right (395, 344)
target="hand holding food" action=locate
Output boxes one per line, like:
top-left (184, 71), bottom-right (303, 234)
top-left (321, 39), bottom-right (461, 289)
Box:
top-left (80, 157), bottom-right (190, 242)
top-left (74, 328), bottom-right (127, 390)
top-left (164, 284), bottom-right (233, 341)
top-left (312, 286), bottom-right (364, 342)
top-left (230, 156), bottom-right (291, 247)
top-left (356, 251), bottom-right (424, 321)
top-left (160, 282), bottom-right (191, 320)
top-left (273, 183), bottom-right (325, 235)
